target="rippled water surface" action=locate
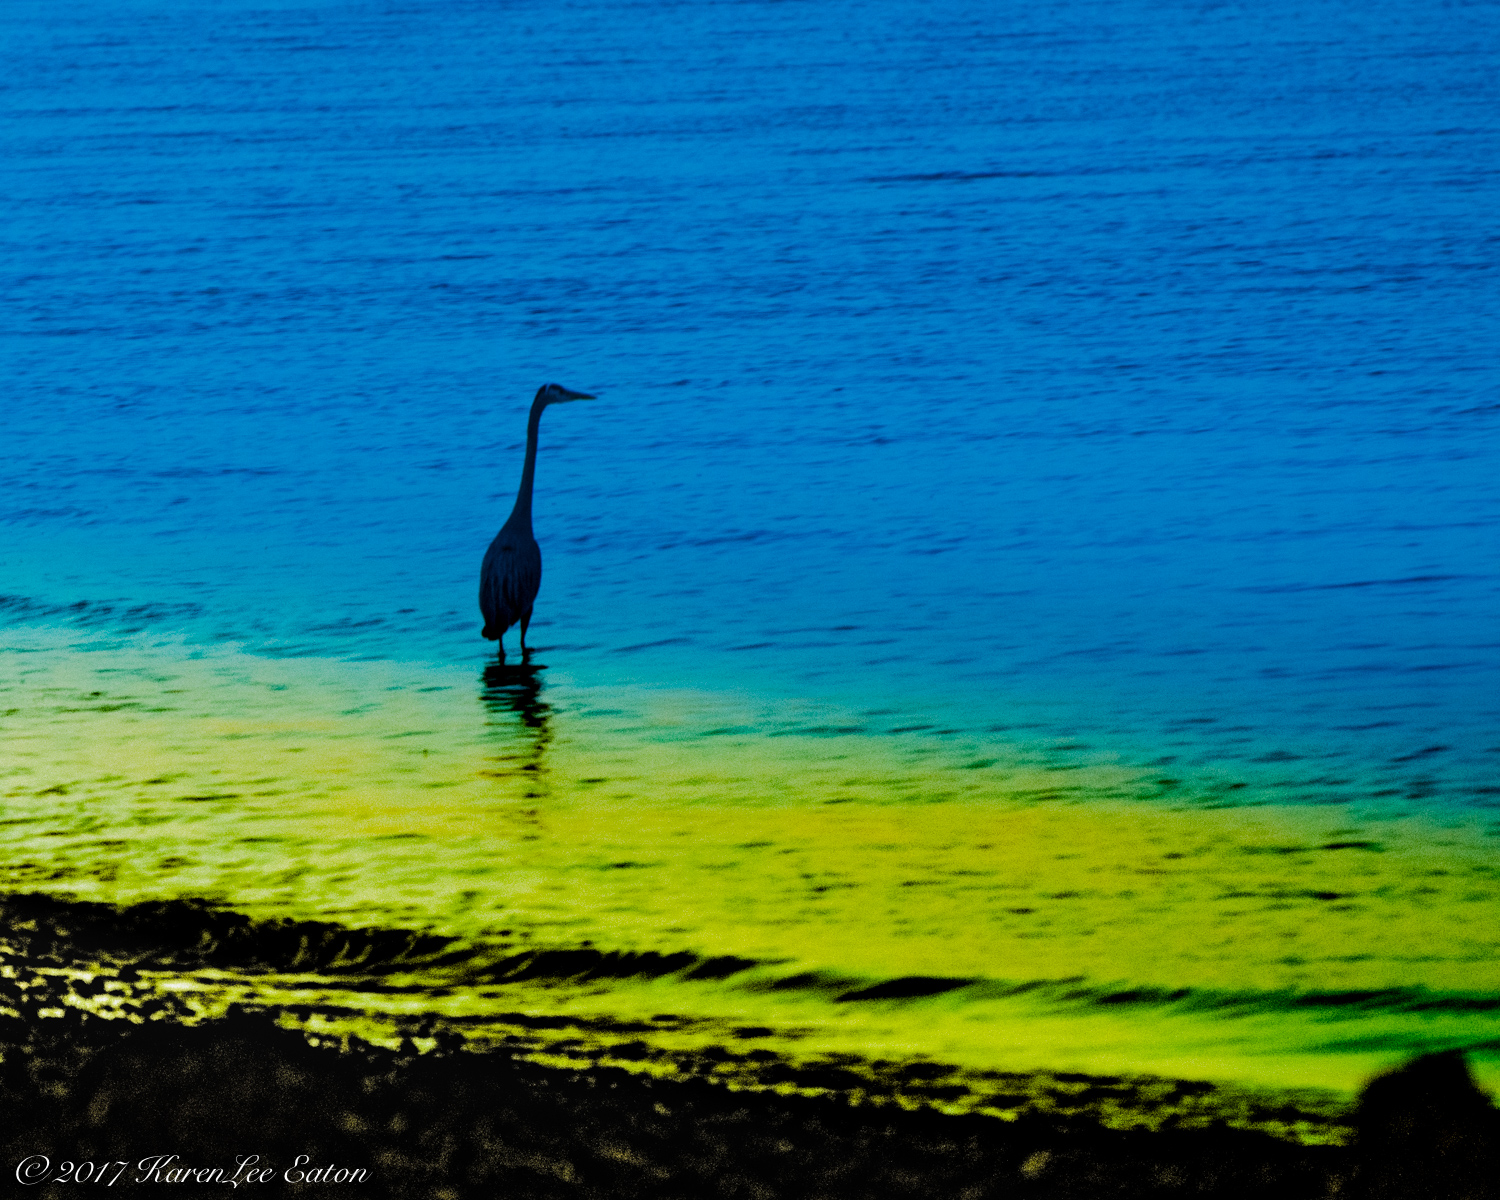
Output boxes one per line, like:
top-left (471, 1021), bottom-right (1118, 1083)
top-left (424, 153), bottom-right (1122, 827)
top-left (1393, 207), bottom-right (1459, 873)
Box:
top-left (3, 0), bottom-right (1498, 1136)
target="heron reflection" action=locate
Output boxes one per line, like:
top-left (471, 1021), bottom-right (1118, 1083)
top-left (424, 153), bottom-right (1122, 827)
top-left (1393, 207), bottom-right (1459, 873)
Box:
top-left (479, 661), bottom-right (552, 780)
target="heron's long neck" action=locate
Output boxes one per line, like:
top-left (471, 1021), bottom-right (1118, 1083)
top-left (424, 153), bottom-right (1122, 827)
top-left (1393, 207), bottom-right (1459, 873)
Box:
top-left (506, 396), bottom-right (547, 532)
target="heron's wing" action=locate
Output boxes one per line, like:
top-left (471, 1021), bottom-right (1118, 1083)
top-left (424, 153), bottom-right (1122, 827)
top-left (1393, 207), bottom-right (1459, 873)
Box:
top-left (479, 535), bottom-right (542, 635)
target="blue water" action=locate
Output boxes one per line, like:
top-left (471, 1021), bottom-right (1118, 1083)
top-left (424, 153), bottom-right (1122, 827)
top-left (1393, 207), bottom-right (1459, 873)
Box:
top-left (5, 4), bottom-right (1499, 794)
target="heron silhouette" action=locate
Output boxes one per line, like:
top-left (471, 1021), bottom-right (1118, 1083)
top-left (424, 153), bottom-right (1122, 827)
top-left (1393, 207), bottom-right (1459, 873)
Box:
top-left (480, 382), bottom-right (595, 660)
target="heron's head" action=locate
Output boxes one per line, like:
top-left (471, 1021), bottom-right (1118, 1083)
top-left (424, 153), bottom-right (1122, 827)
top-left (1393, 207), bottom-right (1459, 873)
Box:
top-left (535, 382), bottom-right (596, 405)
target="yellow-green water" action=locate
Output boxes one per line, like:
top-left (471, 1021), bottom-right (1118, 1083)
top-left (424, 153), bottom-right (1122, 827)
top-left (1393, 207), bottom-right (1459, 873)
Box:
top-left (3, 628), bottom-right (1498, 1139)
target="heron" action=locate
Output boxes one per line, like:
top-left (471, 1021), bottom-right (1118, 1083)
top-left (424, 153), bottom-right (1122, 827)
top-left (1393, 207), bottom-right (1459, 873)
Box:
top-left (480, 382), bottom-right (595, 660)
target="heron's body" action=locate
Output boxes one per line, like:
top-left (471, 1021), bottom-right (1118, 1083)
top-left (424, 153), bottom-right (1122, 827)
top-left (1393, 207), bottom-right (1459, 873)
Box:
top-left (480, 383), bottom-right (593, 659)
top-left (479, 520), bottom-right (541, 645)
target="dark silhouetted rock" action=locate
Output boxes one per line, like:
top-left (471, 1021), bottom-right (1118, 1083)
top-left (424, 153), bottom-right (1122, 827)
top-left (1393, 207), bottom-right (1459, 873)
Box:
top-left (1351, 1052), bottom-right (1500, 1200)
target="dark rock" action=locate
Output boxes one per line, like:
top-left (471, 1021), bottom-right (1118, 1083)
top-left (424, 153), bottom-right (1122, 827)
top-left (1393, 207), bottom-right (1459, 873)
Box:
top-left (1351, 1052), bottom-right (1500, 1200)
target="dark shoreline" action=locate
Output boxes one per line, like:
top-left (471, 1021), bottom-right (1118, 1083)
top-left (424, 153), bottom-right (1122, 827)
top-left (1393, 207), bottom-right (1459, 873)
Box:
top-left (4, 1009), bottom-right (1346, 1200)
top-left (0, 890), bottom-right (1361, 1141)
top-left (2, 1011), bottom-right (1495, 1199)
top-left (2, 889), bottom-right (1496, 1198)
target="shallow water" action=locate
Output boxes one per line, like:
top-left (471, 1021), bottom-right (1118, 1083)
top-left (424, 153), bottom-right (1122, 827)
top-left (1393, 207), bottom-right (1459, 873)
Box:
top-left (4, 630), bottom-right (1497, 1134)
top-left (2, 0), bottom-right (1498, 1137)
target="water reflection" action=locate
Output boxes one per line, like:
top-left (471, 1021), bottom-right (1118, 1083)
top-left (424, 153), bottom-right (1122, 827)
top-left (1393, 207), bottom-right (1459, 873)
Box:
top-left (479, 662), bottom-right (552, 779)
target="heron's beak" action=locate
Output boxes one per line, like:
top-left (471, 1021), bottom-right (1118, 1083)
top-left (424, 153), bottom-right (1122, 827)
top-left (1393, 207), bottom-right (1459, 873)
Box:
top-left (559, 388), bottom-right (595, 402)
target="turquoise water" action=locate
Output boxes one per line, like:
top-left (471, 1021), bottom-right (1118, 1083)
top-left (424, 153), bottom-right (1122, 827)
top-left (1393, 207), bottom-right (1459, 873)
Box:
top-left (2, 0), bottom-right (1498, 1140)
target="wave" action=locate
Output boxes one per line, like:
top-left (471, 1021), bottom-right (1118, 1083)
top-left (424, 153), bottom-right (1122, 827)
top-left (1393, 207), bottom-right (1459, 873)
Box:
top-left (5, 891), bottom-right (1498, 1022)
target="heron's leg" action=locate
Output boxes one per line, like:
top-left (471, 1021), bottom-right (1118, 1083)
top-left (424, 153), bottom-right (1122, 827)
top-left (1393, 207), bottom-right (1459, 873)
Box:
top-left (519, 611), bottom-right (531, 658)
top-left (496, 630), bottom-right (506, 663)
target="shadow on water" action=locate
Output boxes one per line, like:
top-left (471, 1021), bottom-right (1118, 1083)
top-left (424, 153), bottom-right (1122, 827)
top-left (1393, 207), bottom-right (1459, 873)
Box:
top-left (479, 661), bottom-right (552, 779)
